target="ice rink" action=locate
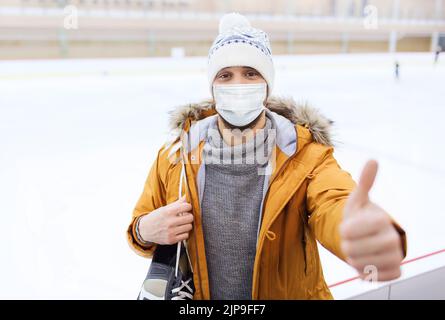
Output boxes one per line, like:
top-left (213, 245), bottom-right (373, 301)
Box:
top-left (0, 53), bottom-right (444, 299)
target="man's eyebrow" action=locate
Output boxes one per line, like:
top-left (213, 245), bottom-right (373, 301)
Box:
top-left (217, 68), bottom-right (231, 74)
top-left (217, 67), bottom-right (256, 75)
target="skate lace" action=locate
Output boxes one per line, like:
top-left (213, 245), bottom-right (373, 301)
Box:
top-left (170, 159), bottom-right (194, 301)
top-left (171, 278), bottom-right (194, 300)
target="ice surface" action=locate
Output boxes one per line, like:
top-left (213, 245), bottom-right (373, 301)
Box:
top-left (0, 53), bottom-right (443, 299)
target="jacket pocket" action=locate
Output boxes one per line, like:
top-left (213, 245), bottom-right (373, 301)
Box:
top-left (259, 228), bottom-right (279, 299)
top-left (301, 227), bottom-right (309, 276)
top-left (301, 216), bottom-right (316, 278)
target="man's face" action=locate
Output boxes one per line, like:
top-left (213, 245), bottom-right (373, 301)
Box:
top-left (212, 66), bottom-right (268, 130)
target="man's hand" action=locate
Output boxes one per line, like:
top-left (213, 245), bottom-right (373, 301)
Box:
top-left (340, 160), bottom-right (404, 281)
top-left (138, 195), bottom-right (194, 245)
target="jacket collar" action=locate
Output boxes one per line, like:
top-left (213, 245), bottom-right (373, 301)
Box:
top-left (164, 96), bottom-right (336, 160)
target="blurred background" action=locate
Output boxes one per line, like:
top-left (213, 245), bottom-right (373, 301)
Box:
top-left (0, 0), bottom-right (444, 300)
top-left (0, 0), bottom-right (445, 58)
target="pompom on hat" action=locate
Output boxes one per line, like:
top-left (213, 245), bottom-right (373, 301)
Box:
top-left (207, 13), bottom-right (275, 95)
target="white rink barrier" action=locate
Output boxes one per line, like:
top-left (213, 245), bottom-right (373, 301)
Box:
top-left (349, 265), bottom-right (445, 300)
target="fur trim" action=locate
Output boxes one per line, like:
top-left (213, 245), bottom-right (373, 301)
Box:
top-left (167, 96), bottom-right (335, 147)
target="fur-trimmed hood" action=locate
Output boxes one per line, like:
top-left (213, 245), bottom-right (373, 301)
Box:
top-left (167, 96), bottom-right (335, 147)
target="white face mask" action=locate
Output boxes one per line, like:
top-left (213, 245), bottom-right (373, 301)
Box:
top-left (213, 83), bottom-right (267, 127)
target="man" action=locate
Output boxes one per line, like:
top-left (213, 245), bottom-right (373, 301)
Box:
top-left (127, 13), bottom-right (407, 300)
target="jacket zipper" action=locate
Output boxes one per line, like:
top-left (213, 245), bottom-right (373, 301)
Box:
top-left (252, 148), bottom-right (300, 299)
top-left (302, 226), bottom-right (308, 275)
top-left (179, 124), bottom-right (206, 300)
top-left (183, 160), bottom-right (205, 299)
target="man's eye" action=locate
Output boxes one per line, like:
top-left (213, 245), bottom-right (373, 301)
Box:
top-left (247, 72), bottom-right (258, 77)
top-left (219, 74), bottom-right (229, 79)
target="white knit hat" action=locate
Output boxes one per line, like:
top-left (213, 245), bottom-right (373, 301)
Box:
top-left (207, 13), bottom-right (275, 95)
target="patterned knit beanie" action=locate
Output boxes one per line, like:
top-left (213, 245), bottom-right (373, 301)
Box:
top-left (207, 13), bottom-right (275, 95)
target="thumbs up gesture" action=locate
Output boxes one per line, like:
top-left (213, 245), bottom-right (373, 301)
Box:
top-left (340, 160), bottom-right (404, 281)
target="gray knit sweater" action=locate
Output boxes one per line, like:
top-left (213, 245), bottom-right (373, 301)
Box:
top-left (201, 116), bottom-right (275, 300)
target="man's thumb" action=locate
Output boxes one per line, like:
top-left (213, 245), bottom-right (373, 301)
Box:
top-left (344, 159), bottom-right (378, 217)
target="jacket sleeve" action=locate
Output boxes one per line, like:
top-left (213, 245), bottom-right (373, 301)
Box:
top-left (306, 146), bottom-right (407, 262)
top-left (126, 146), bottom-right (168, 258)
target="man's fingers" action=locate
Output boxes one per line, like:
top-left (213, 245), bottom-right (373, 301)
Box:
top-left (346, 249), bottom-right (403, 272)
top-left (173, 223), bottom-right (193, 235)
top-left (164, 200), bottom-right (192, 216)
top-left (358, 267), bottom-right (401, 282)
top-left (340, 206), bottom-right (390, 240)
top-left (170, 212), bottom-right (194, 227)
top-left (175, 232), bottom-right (190, 242)
top-left (341, 226), bottom-right (401, 258)
top-left (374, 268), bottom-right (402, 281)
top-left (344, 160), bottom-right (379, 215)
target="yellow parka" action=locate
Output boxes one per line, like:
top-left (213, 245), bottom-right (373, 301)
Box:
top-left (127, 96), bottom-right (407, 300)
